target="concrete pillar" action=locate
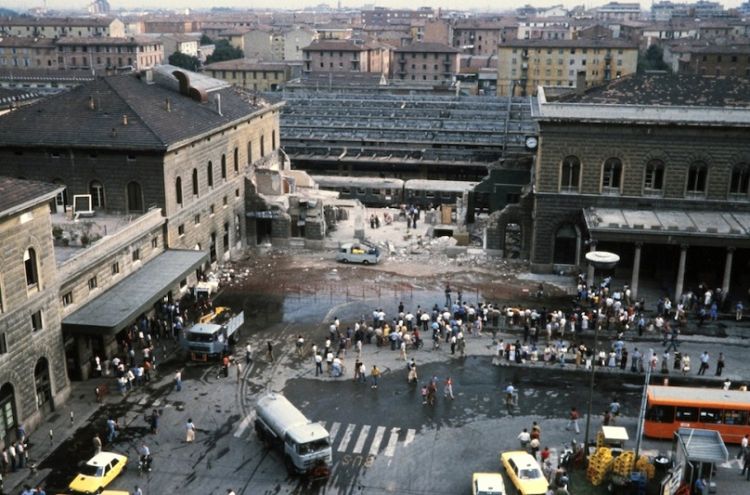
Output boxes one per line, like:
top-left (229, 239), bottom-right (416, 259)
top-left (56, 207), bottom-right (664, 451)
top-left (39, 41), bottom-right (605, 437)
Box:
top-left (675, 245), bottom-right (688, 302)
top-left (722, 247), bottom-right (735, 302)
top-left (586, 241), bottom-right (597, 288)
top-left (631, 242), bottom-right (642, 300)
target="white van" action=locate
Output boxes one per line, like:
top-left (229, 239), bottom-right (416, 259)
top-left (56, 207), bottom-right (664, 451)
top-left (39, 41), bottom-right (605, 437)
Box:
top-left (336, 243), bottom-right (381, 265)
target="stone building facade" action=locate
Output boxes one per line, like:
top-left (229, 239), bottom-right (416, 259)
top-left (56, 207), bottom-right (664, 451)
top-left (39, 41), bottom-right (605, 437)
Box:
top-left (0, 178), bottom-right (69, 447)
top-left (393, 42), bottom-right (460, 82)
top-left (528, 73), bottom-right (750, 302)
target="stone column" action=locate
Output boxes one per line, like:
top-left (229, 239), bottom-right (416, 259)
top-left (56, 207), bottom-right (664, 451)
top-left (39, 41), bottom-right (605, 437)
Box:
top-left (631, 242), bottom-right (642, 300)
top-left (586, 240), bottom-right (597, 288)
top-left (722, 247), bottom-right (735, 302)
top-left (674, 245), bottom-right (688, 302)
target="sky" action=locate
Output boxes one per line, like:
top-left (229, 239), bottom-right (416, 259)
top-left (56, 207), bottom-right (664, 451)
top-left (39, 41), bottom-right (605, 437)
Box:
top-left (7, 0), bottom-right (747, 14)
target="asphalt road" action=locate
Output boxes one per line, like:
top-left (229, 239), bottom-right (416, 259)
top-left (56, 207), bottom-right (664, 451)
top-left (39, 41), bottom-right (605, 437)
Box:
top-left (32, 284), bottom-right (750, 495)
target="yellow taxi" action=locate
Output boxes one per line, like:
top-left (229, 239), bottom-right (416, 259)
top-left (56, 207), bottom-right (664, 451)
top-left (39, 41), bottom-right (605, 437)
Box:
top-left (68, 451), bottom-right (128, 494)
top-left (472, 472), bottom-right (506, 495)
top-left (500, 451), bottom-right (548, 495)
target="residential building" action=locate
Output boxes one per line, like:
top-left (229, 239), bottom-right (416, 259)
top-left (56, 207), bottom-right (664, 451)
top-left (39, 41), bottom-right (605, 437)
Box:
top-left (87, 0), bottom-right (111, 15)
top-left (592, 2), bottom-right (642, 21)
top-left (0, 68), bottom-right (96, 94)
top-left (56, 37), bottom-right (164, 72)
top-left (362, 7), bottom-right (434, 26)
top-left (525, 73), bottom-right (750, 308)
top-left (496, 38), bottom-right (638, 97)
top-left (302, 39), bottom-right (390, 75)
top-left (536, 5), bottom-right (569, 17)
top-left (663, 42), bottom-right (750, 77)
top-left (159, 34), bottom-right (200, 58)
top-left (393, 42), bottom-right (460, 82)
top-left (0, 177), bottom-right (69, 445)
top-left (0, 37), bottom-right (58, 69)
top-left (452, 20), bottom-right (515, 56)
top-left (0, 17), bottom-right (125, 38)
top-left (242, 26), bottom-right (315, 62)
top-left (204, 60), bottom-right (291, 91)
top-left (421, 18), bottom-right (453, 46)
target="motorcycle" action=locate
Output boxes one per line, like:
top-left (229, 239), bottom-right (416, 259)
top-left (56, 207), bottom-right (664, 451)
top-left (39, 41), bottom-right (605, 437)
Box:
top-left (139, 454), bottom-right (153, 475)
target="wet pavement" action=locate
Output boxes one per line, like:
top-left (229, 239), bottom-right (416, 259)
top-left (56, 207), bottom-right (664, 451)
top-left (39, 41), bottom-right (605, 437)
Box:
top-left (8, 256), bottom-right (750, 495)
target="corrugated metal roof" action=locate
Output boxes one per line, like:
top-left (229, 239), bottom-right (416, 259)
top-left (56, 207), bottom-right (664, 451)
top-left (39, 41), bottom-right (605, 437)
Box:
top-left (676, 428), bottom-right (728, 464)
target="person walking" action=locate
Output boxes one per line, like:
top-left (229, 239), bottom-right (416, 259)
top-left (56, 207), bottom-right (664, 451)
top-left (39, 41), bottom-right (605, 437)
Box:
top-left (566, 407), bottom-right (580, 434)
top-left (185, 418), bottom-right (196, 443)
top-left (370, 365), bottom-right (381, 389)
top-left (529, 437), bottom-right (540, 460)
top-left (518, 428), bottom-right (531, 450)
top-left (245, 342), bottom-right (253, 365)
top-left (443, 376), bottom-right (454, 400)
top-left (697, 351), bottom-right (710, 375)
top-left (266, 341), bottom-right (274, 362)
top-left (715, 352), bottom-right (725, 376)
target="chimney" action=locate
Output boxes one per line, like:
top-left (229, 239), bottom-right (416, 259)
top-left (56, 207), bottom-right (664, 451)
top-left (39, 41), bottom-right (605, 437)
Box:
top-left (88, 95), bottom-right (95, 110)
top-left (216, 93), bottom-right (223, 116)
top-left (122, 114), bottom-right (128, 126)
top-left (575, 70), bottom-right (586, 95)
top-left (165, 97), bottom-right (171, 112)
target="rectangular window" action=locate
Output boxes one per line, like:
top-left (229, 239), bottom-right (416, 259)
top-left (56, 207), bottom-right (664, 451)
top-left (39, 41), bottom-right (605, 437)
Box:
top-left (235, 188), bottom-right (240, 199)
top-left (0, 333), bottom-right (7, 354)
top-left (132, 248), bottom-right (140, 262)
top-left (88, 276), bottom-right (98, 290)
top-left (62, 292), bottom-right (73, 307)
top-left (151, 237), bottom-right (158, 249)
top-left (223, 196), bottom-right (228, 207)
top-left (31, 310), bottom-right (43, 332)
top-left (210, 204), bottom-right (215, 215)
top-left (111, 262), bottom-right (120, 275)
top-left (178, 224), bottom-right (185, 236)
top-left (675, 407), bottom-right (698, 422)
top-left (194, 214), bottom-right (200, 225)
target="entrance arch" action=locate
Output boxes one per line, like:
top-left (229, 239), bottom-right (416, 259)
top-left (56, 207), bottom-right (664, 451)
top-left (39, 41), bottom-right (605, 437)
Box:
top-left (34, 358), bottom-right (54, 415)
top-left (553, 224), bottom-right (581, 265)
top-left (0, 383), bottom-right (17, 447)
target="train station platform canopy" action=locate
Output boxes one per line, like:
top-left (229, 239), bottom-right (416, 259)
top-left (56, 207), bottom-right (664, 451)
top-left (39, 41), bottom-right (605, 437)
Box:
top-left (582, 207), bottom-right (750, 248)
top-left (62, 249), bottom-right (207, 336)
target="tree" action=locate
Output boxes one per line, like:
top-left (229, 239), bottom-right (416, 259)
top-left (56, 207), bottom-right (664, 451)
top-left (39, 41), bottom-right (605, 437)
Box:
top-left (200, 34), bottom-right (213, 45)
top-left (638, 44), bottom-right (670, 73)
top-left (169, 51), bottom-right (200, 71)
top-left (205, 40), bottom-right (244, 64)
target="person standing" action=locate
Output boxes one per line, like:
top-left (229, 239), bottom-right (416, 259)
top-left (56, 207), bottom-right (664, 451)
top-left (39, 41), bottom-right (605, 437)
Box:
top-left (133, 485), bottom-right (143, 495)
top-left (698, 351), bottom-right (710, 375)
top-left (8, 442), bottom-right (16, 472)
top-left (93, 433), bottom-right (102, 455)
top-left (715, 352), bottom-right (725, 376)
top-left (245, 342), bottom-right (253, 365)
top-left (518, 428), bottom-right (531, 450)
top-left (15, 441), bottom-right (24, 469)
top-left (444, 376), bottom-right (454, 400)
top-left (529, 437), bottom-right (540, 460)
top-left (174, 370), bottom-right (182, 392)
top-left (370, 365), bottom-right (381, 389)
top-left (314, 353), bottom-right (323, 377)
top-left (185, 418), bottom-right (196, 443)
top-left (742, 445), bottom-right (750, 478)
top-left (739, 434), bottom-right (749, 461)
top-left (266, 341), bottom-right (274, 362)
top-left (566, 407), bottom-right (580, 434)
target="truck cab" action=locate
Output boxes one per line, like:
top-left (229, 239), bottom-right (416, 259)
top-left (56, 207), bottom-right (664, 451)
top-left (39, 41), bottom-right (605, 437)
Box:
top-left (181, 308), bottom-right (244, 361)
top-left (336, 242), bottom-right (380, 265)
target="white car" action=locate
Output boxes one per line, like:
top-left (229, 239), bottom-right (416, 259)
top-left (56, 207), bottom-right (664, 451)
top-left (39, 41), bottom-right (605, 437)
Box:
top-left (336, 243), bottom-right (380, 265)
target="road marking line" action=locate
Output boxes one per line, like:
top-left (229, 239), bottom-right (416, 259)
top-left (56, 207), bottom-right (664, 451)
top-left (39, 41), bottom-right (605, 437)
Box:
top-left (234, 414), bottom-right (253, 438)
top-left (353, 425), bottom-right (371, 454)
top-left (337, 424), bottom-right (356, 452)
top-left (369, 426), bottom-right (386, 456)
top-left (329, 422), bottom-right (341, 443)
top-left (138, 397), bottom-right (148, 405)
top-left (152, 399), bottom-right (161, 407)
top-left (403, 429), bottom-right (416, 447)
top-left (384, 428), bottom-right (400, 457)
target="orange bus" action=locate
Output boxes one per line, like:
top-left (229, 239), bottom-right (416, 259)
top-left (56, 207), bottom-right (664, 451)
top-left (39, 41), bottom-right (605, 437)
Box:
top-left (644, 385), bottom-right (750, 444)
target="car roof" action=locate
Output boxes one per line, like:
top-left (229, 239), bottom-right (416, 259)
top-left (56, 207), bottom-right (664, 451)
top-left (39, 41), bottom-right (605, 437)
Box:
top-left (473, 472), bottom-right (505, 491)
top-left (88, 451), bottom-right (126, 466)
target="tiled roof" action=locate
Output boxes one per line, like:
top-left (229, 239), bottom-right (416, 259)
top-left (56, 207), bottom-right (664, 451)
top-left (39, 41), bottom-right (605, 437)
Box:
top-left (56, 36), bottom-right (161, 46)
top-left (303, 39), bottom-right (368, 51)
top-left (204, 60), bottom-right (288, 71)
top-left (0, 16), bottom-right (117, 27)
top-left (0, 176), bottom-right (62, 218)
top-left (0, 68), bottom-right (96, 81)
top-left (667, 41), bottom-right (750, 55)
top-left (0, 37), bottom-right (57, 48)
top-left (560, 72), bottom-right (750, 107)
top-left (394, 42), bottom-right (459, 53)
top-left (0, 72), bottom-right (269, 151)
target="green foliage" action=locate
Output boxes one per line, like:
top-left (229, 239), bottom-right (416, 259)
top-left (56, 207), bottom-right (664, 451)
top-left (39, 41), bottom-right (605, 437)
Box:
top-left (169, 51), bottom-right (200, 71)
top-left (205, 39), bottom-right (244, 64)
top-left (638, 44), bottom-right (670, 73)
top-left (200, 34), bottom-right (213, 45)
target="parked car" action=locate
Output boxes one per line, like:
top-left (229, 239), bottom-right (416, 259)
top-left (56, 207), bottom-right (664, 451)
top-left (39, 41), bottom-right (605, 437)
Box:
top-left (68, 451), bottom-right (128, 494)
top-left (473, 472), bottom-right (506, 495)
top-left (335, 242), bottom-right (381, 265)
top-left (500, 451), bottom-right (548, 495)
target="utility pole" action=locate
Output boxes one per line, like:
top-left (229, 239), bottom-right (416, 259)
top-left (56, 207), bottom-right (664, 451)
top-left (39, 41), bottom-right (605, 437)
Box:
top-left (634, 356), bottom-right (653, 467)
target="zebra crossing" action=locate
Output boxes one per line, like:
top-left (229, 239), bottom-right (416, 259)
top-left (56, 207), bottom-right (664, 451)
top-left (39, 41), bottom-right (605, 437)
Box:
top-left (319, 421), bottom-right (417, 459)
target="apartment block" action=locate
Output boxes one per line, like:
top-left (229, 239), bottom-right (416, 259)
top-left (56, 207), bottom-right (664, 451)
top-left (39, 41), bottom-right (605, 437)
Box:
top-left (393, 42), bottom-right (460, 82)
top-left (0, 17), bottom-right (125, 38)
top-left (57, 37), bottom-right (164, 72)
top-left (204, 60), bottom-right (291, 91)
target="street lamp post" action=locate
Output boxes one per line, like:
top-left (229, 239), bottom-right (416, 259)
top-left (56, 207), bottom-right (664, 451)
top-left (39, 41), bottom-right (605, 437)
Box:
top-left (582, 250), bottom-right (620, 457)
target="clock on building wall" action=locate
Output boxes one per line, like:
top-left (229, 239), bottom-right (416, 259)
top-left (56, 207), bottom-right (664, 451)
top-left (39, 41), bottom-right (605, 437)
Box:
top-left (525, 136), bottom-right (538, 150)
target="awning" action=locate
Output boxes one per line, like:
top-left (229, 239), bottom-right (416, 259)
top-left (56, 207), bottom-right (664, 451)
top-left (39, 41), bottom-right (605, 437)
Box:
top-left (582, 207), bottom-right (750, 247)
top-left (62, 249), bottom-right (208, 336)
top-left (675, 428), bottom-right (728, 464)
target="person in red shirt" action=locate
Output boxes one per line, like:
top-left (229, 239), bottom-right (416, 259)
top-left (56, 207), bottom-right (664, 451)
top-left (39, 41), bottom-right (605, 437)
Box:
top-left (540, 446), bottom-right (551, 464)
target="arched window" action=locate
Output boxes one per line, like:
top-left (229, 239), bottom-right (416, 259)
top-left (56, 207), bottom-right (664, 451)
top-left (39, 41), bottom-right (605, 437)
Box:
top-left (730, 163), bottom-right (749, 197)
top-left (175, 177), bottom-right (183, 206)
top-left (24, 248), bottom-right (39, 290)
top-left (233, 147), bottom-right (239, 173)
top-left (687, 161), bottom-right (708, 196)
top-left (207, 161), bottom-right (214, 188)
top-left (644, 159), bottom-right (665, 195)
top-left (126, 181), bottom-right (143, 212)
top-left (221, 154), bottom-right (227, 179)
top-left (553, 224), bottom-right (579, 265)
top-left (602, 157), bottom-right (622, 193)
top-left (89, 180), bottom-right (105, 208)
top-left (192, 168), bottom-right (199, 196)
top-left (560, 155), bottom-right (580, 192)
